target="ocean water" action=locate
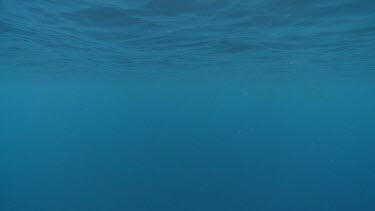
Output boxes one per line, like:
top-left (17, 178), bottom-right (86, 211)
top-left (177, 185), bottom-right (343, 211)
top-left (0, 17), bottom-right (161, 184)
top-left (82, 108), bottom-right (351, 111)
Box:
top-left (1, 0), bottom-right (375, 210)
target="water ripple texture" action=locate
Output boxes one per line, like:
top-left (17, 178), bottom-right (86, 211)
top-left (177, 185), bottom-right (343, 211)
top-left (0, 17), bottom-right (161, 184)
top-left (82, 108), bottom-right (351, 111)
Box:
top-left (1, 0), bottom-right (374, 75)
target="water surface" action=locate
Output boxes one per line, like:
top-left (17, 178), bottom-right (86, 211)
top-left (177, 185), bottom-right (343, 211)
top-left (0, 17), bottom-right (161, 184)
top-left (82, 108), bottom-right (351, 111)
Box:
top-left (1, 0), bottom-right (375, 210)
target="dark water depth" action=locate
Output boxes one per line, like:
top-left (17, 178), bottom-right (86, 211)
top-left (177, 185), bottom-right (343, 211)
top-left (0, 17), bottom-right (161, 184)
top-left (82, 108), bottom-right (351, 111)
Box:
top-left (1, 0), bottom-right (375, 210)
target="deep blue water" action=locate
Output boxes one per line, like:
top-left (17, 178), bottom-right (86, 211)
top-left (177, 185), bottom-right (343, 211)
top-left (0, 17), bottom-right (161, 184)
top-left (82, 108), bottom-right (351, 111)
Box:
top-left (1, 0), bottom-right (375, 210)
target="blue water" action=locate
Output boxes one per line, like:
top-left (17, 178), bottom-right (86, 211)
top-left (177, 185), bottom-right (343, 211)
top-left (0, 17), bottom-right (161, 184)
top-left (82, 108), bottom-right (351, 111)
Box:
top-left (1, 0), bottom-right (375, 210)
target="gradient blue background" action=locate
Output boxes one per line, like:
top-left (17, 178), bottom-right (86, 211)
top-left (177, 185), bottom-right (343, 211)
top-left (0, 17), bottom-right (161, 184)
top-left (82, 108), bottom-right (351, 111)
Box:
top-left (1, 0), bottom-right (375, 210)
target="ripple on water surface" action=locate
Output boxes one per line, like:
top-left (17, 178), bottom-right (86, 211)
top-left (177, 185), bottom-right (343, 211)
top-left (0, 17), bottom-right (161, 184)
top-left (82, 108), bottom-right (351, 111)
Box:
top-left (0, 0), bottom-right (374, 75)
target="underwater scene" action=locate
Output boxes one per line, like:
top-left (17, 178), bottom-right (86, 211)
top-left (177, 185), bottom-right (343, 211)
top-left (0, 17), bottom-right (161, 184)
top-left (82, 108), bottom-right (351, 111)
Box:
top-left (1, 0), bottom-right (375, 210)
